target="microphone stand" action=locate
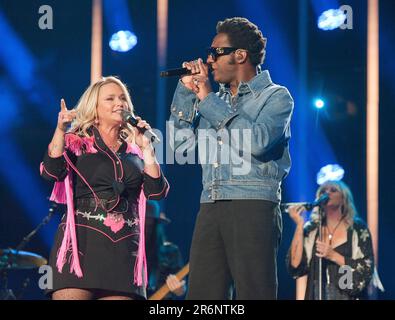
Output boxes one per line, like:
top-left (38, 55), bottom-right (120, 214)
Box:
top-left (317, 205), bottom-right (327, 300)
top-left (15, 202), bottom-right (57, 252)
top-left (318, 207), bottom-right (322, 300)
top-left (281, 194), bottom-right (329, 300)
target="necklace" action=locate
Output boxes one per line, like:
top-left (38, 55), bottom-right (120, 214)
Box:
top-left (98, 128), bottom-right (120, 152)
top-left (326, 216), bottom-right (344, 245)
top-left (109, 141), bottom-right (122, 154)
top-left (101, 136), bottom-right (119, 152)
top-left (108, 141), bottom-right (119, 152)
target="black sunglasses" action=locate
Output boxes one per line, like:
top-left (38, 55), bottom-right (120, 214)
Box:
top-left (206, 47), bottom-right (240, 60)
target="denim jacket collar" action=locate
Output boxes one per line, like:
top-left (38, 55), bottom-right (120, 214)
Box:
top-left (219, 69), bottom-right (273, 98)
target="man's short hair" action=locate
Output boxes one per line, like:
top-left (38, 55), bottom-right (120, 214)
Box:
top-left (216, 17), bottom-right (267, 67)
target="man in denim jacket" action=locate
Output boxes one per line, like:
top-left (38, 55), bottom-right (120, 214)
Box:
top-left (169, 17), bottom-right (294, 299)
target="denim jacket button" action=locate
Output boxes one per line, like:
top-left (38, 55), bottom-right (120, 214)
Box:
top-left (172, 107), bottom-right (176, 112)
top-left (208, 194), bottom-right (212, 199)
top-left (178, 111), bottom-right (183, 117)
top-left (213, 162), bottom-right (219, 168)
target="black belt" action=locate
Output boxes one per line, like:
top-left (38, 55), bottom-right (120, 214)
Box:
top-left (76, 197), bottom-right (128, 211)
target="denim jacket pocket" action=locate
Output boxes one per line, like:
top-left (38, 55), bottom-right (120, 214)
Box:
top-left (256, 161), bottom-right (279, 180)
top-left (229, 160), bottom-right (279, 182)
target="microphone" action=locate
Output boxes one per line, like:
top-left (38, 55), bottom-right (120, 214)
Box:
top-left (121, 110), bottom-right (161, 143)
top-left (280, 193), bottom-right (330, 212)
top-left (160, 67), bottom-right (191, 77)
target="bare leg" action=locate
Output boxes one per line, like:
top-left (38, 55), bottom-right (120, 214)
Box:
top-left (96, 289), bottom-right (134, 300)
top-left (52, 288), bottom-right (95, 300)
top-left (98, 295), bottom-right (133, 300)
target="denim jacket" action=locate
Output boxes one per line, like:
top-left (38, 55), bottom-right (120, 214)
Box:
top-left (169, 70), bottom-right (294, 203)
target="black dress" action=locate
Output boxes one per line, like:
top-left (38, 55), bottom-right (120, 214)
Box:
top-left (287, 218), bottom-right (374, 300)
top-left (40, 127), bottom-right (169, 298)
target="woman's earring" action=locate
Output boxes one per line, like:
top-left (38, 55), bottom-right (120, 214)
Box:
top-left (94, 118), bottom-right (99, 125)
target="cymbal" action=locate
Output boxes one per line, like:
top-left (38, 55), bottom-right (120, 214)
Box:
top-left (0, 249), bottom-right (47, 270)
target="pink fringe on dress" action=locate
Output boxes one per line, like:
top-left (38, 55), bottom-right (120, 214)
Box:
top-left (134, 189), bottom-right (147, 287)
top-left (65, 134), bottom-right (97, 156)
top-left (43, 148), bottom-right (84, 278)
top-left (83, 135), bottom-right (98, 154)
top-left (54, 171), bottom-right (83, 277)
top-left (126, 143), bottom-right (148, 287)
top-left (126, 143), bottom-right (144, 158)
top-left (49, 181), bottom-right (67, 204)
top-left (65, 134), bottom-right (84, 156)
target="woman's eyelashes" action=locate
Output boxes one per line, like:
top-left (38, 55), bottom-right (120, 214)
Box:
top-left (105, 96), bottom-right (127, 101)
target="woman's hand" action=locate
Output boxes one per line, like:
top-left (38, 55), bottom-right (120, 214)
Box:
top-left (316, 240), bottom-right (346, 265)
top-left (49, 99), bottom-right (75, 157)
top-left (133, 116), bottom-right (160, 177)
top-left (133, 117), bottom-right (153, 150)
top-left (288, 205), bottom-right (306, 226)
top-left (315, 240), bottom-right (335, 260)
top-left (57, 99), bottom-right (76, 132)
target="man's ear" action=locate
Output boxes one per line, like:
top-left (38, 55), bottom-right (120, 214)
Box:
top-left (235, 49), bottom-right (248, 64)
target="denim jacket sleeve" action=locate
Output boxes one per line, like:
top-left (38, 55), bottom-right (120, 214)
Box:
top-left (169, 81), bottom-right (199, 152)
top-left (197, 87), bottom-right (294, 157)
top-left (170, 81), bottom-right (198, 127)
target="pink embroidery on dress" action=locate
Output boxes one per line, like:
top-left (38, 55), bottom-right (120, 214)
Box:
top-left (103, 214), bottom-right (125, 233)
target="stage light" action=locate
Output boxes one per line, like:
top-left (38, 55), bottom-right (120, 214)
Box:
top-left (314, 98), bottom-right (325, 109)
top-left (316, 164), bottom-right (345, 185)
top-left (109, 30), bottom-right (137, 52)
top-left (317, 9), bottom-right (346, 30)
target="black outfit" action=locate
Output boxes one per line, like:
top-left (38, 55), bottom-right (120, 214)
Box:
top-left (187, 200), bottom-right (282, 300)
top-left (287, 218), bottom-right (374, 300)
top-left (41, 127), bottom-right (168, 298)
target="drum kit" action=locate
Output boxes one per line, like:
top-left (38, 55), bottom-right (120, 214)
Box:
top-left (0, 249), bottom-right (47, 300)
top-left (0, 202), bottom-right (58, 300)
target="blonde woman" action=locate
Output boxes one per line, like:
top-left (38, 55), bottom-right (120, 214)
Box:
top-left (40, 76), bottom-right (169, 300)
top-left (287, 181), bottom-right (375, 300)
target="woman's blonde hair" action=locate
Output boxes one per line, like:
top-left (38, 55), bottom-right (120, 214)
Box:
top-left (69, 76), bottom-right (136, 142)
top-left (311, 180), bottom-right (358, 226)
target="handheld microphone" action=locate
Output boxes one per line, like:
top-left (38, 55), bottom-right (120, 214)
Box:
top-left (121, 110), bottom-right (161, 143)
top-left (311, 193), bottom-right (330, 208)
top-left (280, 193), bottom-right (330, 212)
top-left (160, 67), bottom-right (191, 77)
